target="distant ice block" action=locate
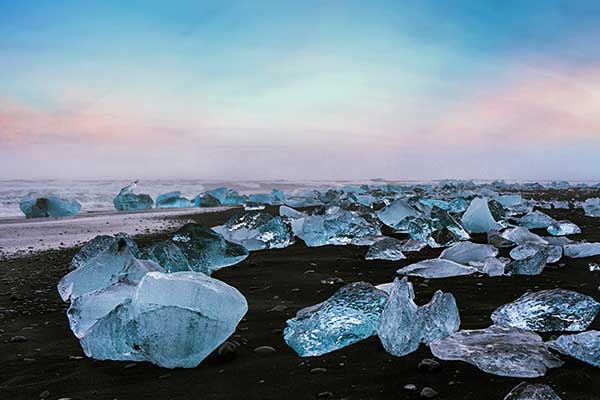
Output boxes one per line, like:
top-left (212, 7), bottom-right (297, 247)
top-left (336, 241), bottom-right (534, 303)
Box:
top-left (491, 289), bottom-right (600, 332)
top-left (155, 191), bottom-right (192, 208)
top-left (376, 199), bottom-right (418, 229)
top-left (501, 227), bottom-right (548, 245)
top-left (70, 233), bottom-right (139, 270)
top-left (365, 237), bottom-right (406, 261)
top-left (397, 259), bottom-right (478, 279)
top-left (170, 223), bottom-right (249, 275)
top-left (430, 325), bottom-right (563, 378)
top-left (212, 211), bottom-right (294, 251)
top-left (141, 241), bottom-right (192, 272)
top-left (510, 243), bottom-right (562, 264)
top-left (202, 187), bottom-right (246, 206)
top-left (564, 242), bottom-right (600, 258)
top-left (582, 198), bottom-right (600, 217)
top-left (377, 278), bottom-right (460, 357)
top-left (58, 239), bottom-right (163, 301)
top-left (79, 271), bottom-right (248, 368)
top-left (439, 242), bottom-right (498, 265)
top-left (461, 198), bottom-right (503, 233)
top-left (247, 189), bottom-right (286, 205)
top-left (547, 330), bottom-right (600, 368)
top-left (279, 205), bottom-right (306, 219)
top-left (283, 282), bottom-right (388, 356)
top-left (113, 181), bottom-right (154, 211)
top-left (19, 193), bottom-right (81, 218)
top-left (293, 208), bottom-right (381, 247)
top-left (547, 220), bottom-right (581, 236)
top-left (517, 211), bottom-right (556, 229)
top-left (503, 382), bottom-right (562, 400)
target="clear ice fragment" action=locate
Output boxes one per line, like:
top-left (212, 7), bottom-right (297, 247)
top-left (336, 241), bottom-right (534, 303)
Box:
top-left (397, 259), bottom-right (478, 279)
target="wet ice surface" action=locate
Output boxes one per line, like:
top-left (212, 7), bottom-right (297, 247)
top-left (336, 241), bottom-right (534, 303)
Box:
top-left (503, 382), bottom-right (562, 400)
top-left (0, 207), bottom-right (233, 258)
top-left (547, 330), bottom-right (600, 368)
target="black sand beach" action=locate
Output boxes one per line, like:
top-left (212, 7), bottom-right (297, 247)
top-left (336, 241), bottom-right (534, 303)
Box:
top-left (1, 200), bottom-right (600, 400)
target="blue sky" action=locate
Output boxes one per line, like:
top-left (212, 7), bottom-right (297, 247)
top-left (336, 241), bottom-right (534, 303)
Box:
top-left (1, 0), bottom-right (600, 180)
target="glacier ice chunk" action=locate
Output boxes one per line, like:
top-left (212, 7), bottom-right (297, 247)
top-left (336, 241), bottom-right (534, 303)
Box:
top-left (156, 191), bottom-right (192, 208)
top-left (397, 259), bottom-right (478, 279)
top-left (505, 248), bottom-right (548, 275)
top-left (582, 198), bottom-right (600, 217)
top-left (170, 223), bottom-right (249, 275)
top-left (461, 198), bottom-right (503, 233)
top-left (113, 181), bottom-right (154, 211)
top-left (439, 242), bottom-right (498, 265)
top-left (71, 233), bottom-right (139, 270)
top-left (430, 325), bottom-right (563, 377)
top-left (501, 227), bottom-right (548, 245)
top-left (283, 282), bottom-right (388, 356)
top-left (491, 289), bottom-right (600, 332)
top-left (78, 271), bottom-right (248, 368)
top-left (376, 199), bottom-right (418, 229)
top-left (503, 382), bottom-right (562, 400)
top-left (547, 220), bottom-right (581, 236)
top-left (212, 211), bottom-right (294, 251)
top-left (563, 242), bottom-right (600, 258)
top-left (141, 241), bottom-right (192, 272)
top-left (547, 330), bottom-right (600, 368)
top-left (517, 211), bottom-right (556, 229)
top-left (19, 193), bottom-right (81, 218)
top-left (279, 205), bottom-right (306, 219)
top-left (365, 237), bottom-right (406, 261)
top-left (510, 243), bottom-right (562, 264)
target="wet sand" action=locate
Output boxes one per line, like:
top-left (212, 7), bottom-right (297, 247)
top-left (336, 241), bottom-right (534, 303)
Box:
top-left (1, 205), bottom-right (600, 399)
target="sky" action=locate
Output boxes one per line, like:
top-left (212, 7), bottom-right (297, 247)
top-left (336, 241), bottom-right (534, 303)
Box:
top-left (1, 0), bottom-right (600, 181)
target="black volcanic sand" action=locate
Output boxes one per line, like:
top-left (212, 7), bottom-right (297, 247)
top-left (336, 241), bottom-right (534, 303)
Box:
top-left (1, 204), bottom-right (600, 399)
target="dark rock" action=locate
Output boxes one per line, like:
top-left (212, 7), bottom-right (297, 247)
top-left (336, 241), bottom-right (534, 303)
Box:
top-left (420, 387), bottom-right (438, 399)
top-left (418, 358), bottom-right (441, 373)
top-left (254, 346), bottom-right (277, 355)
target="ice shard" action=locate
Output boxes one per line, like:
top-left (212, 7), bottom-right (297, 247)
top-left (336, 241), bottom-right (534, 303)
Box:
top-left (517, 211), bottom-right (556, 229)
top-left (212, 211), bottom-right (294, 251)
top-left (58, 239), bottom-right (163, 301)
top-left (582, 198), bottom-right (600, 217)
top-left (170, 223), bottom-right (249, 275)
top-left (141, 241), bottom-right (192, 272)
top-left (401, 239), bottom-right (427, 252)
top-left (283, 282), bottom-right (388, 357)
top-left (78, 271), bottom-right (248, 368)
top-left (279, 205), bottom-right (306, 219)
top-left (202, 187), bottom-right (246, 206)
top-left (397, 259), bottom-right (478, 279)
top-left (430, 325), bottom-right (563, 378)
top-left (547, 330), bottom-right (600, 368)
top-left (365, 237), bottom-right (407, 261)
top-left (439, 242), bottom-right (498, 265)
top-left (547, 220), bottom-right (581, 236)
top-left (503, 382), bottom-right (562, 400)
top-left (19, 193), bottom-right (81, 218)
top-left (293, 208), bottom-right (381, 247)
top-left (155, 191), bottom-right (192, 208)
top-left (113, 181), bottom-right (154, 211)
top-left (376, 199), bottom-right (418, 229)
top-left (564, 242), bottom-right (600, 258)
top-left (501, 227), bottom-right (548, 245)
top-left (71, 233), bottom-right (139, 270)
top-left (461, 198), bottom-right (503, 233)
top-left (491, 289), bottom-right (600, 332)
top-left (481, 257), bottom-right (508, 277)
top-left (505, 248), bottom-right (548, 275)
top-left (510, 243), bottom-right (562, 264)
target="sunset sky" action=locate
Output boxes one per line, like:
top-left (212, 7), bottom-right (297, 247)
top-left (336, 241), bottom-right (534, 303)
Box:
top-left (1, 0), bottom-right (600, 180)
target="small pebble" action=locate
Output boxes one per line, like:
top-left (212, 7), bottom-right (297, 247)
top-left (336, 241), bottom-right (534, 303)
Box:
top-left (420, 387), bottom-right (438, 399)
top-left (254, 346), bottom-right (277, 355)
top-left (310, 367), bottom-right (327, 375)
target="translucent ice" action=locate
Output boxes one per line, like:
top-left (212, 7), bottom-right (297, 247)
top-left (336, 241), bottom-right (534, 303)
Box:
top-left (212, 211), bottom-right (294, 251)
top-left (113, 182), bottom-right (154, 211)
top-left (71, 233), bottom-right (139, 270)
top-left (283, 282), bottom-right (388, 356)
top-left (377, 278), bottom-right (460, 357)
top-left (503, 382), bottom-right (562, 400)
top-left (155, 191), bottom-right (192, 208)
top-left (547, 220), bottom-right (581, 236)
top-left (481, 257), bottom-right (508, 277)
top-left (430, 325), bottom-right (563, 378)
top-left (582, 198), bottom-right (600, 217)
top-left (19, 193), bottom-right (81, 218)
top-left (505, 248), bottom-right (548, 276)
top-left (141, 241), bottom-right (192, 272)
top-left (401, 239), bottom-right (427, 252)
top-left (501, 227), bottom-right (548, 245)
top-left (365, 237), bottom-right (406, 261)
top-left (510, 244), bottom-right (562, 264)
top-left (78, 271), bottom-right (248, 368)
top-left (491, 289), bottom-right (600, 332)
top-left (517, 211), bottom-right (556, 229)
top-left (58, 239), bottom-right (163, 301)
top-left (547, 330), bottom-right (600, 368)
top-left (202, 187), bottom-right (246, 206)
top-left (488, 230), bottom-right (516, 248)
top-left (293, 209), bottom-right (381, 247)
top-left (397, 259), bottom-right (478, 279)
top-left (461, 198), bottom-right (503, 233)
top-left (376, 199), bottom-right (418, 229)
top-left (170, 223), bottom-right (249, 275)
top-left (439, 242), bottom-right (498, 265)
top-left (564, 242), bottom-right (600, 258)
top-left (279, 205), bottom-right (306, 219)
top-left (496, 194), bottom-right (523, 208)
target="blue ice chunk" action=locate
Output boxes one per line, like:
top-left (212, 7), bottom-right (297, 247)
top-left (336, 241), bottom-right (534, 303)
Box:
top-left (582, 198), bottom-right (600, 217)
top-left (564, 242), bottom-right (600, 258)
top-left (365, 237), bottom-right (406, 261)
top-left (503, 382), bottom-right (562, 400)
top-left (170, 223), bottom-right (248, 275)
top-left (283, 282), bottom-right (388, 356)
top-left (113, 181), bottom-right (153, 211)
top-left (194, 187), bottom-right (245, 206)
top-left (517, 211), bottom-right (556, 229)
top-left (491, 289), bottom-right (600, 332)
top-left (547, 330), bottom-right (600, 368)
top-left (461, 198), bottom-right (503, 233)
top-left (501, 227), bottom-right (548, 245)
top-left (279, 205), bottom-right (306, 219)
top-left (156, 191), bottom-right (192, 208)
top-left (19, 193), bottom-right (81, 218)
top-left (397, 259), bottom-right (478, 279)
top-left (510, 243), bottom-right (562, 264)
top-left (71, 233), bottom-right (139, 270)
top-left (78, 271), bottom-right (248, 368)
top-left (439, 241), bottom-right (498, 265)
top-left (547, 220), bottom-right (581, 236)
top-left (430, 325), bottom-right (563, 378)
top-left (505, 248), bottom-right (548, 275)
top-left (141, 241), bottom-right (192, 272)
top-left (376, 199), bottom-right (418, 229)
top-left (212, 211), bottom-right (294, 251)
